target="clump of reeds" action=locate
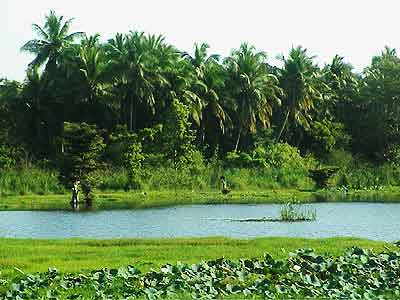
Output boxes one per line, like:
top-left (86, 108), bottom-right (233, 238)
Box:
top-left (279, 200), bottom-right (316, 221)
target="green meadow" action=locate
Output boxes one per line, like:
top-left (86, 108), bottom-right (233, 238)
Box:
top-left (0, 237), bottom-right (394, 277)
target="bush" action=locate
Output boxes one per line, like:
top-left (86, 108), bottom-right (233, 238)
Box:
top-left (224, 143), bottom-right (306, 171)
top-left (309, 167), bottom-right (340, 188)
top-left (385, 144), bottom-right (400, 166)
top-left (264, 143), bottom-right (305, 170)
top-left (0, 145), bottom-right (15, 169)
top-left (306, 119), bottom-right (351, 156)
top-left (324, 149), bottom-right (353, 169)
top-left (224, 151), bottom-right (255, 168)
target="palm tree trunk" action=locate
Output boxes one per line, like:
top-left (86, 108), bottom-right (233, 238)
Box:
top-left (129, 97), bottom-right (133, 131)
top-left (277, 110), bottom-right (290, 142)
top-left (200, 120), bottom-right (206, 145)
top-left (36, 98), bottom-right (42, 142)
top-left (234, 127), bottom-right (243, 152)
top-left (133, 97), bottom-right (137, 131)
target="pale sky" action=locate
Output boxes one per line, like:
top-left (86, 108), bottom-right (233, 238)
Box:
top-left (2, 0), bottom-right (400, 80)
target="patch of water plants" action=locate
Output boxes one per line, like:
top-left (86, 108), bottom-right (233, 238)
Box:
top-left (279, 200), bottom-right (316, 222)
top-left (2, 247), bottom-right (399, 299)
top-left (232, 200), bottom-right (316, 222)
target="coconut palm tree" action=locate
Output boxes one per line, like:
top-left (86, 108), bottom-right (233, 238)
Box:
top-left (21, 10), bottom-right (84, 72)
top-left (182, 43), bottom-right (220, 78)
top-left (201, 61), bottom-right (230, 138)
top-left (106, 32), bottom-right (169, 131)
top-left (78, 41), bottom-right (107, 103)
top-left (320, 55), bottom-right (359, 119)
top-left (183, 43), bottom-right (229, 143)
top-left (224, 43), bottom-right (282, 151)
top-left (276, 46), bottom-right (323, 142)
top-left (20, 67), bottom-right (55, 155)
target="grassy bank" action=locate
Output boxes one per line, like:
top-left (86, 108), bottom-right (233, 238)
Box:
top-left (1, 165), bottom-right (400, 210)
top-left (2, 187), bottom-right (400, 211)
top-left (0, 237), bottom-right (395, 278)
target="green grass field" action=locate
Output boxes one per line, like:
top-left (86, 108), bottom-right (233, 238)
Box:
top-left (0, 237), bottom-right (395, 278)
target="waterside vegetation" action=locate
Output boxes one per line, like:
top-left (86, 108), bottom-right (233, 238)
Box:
top-left (2, 11), bottom-right (400, 206)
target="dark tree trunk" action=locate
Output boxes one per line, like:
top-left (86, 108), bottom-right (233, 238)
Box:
top-left (234, 127), bottom-right (243, 152)
top-left (277, 110), bottom-right (290, 142)
top-left (129, 97), bottom-right (133, 131)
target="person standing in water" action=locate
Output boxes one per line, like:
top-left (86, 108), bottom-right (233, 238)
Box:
top-left (71, 180), bottom-right (80, 208)
top-left (220, 176), bottom-right (231, 194)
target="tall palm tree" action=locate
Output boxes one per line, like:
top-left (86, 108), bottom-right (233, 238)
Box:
top-left (106, 32), bottom-right (169, 131)
top-left (183, 43), bottom-right (228, 143)
top-left (321, 55), bottom-right (358, 119)
top-left (78, 40), bottom-right (107, 103)
top-left (276, 46), bottom-right (322, 142)
top-left (183, 43), bottom-right (220, 78)
top-left (21, 67), bottom-right (55, 155)
top-left (224, 43), bottom-right (282, 151)
top-left (201, 61), bottom-right (230, 137)
top-left (21, 10), bottom-right (84, 71)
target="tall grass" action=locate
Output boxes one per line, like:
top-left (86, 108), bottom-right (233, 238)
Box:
top-left (0, 168), bottom-right (65, 196)
top-left (97, 165), bottom-right (313, 192)
top-left (2, 161), bottom-right (400, 195)
top-left (335, 163), bottom-right (400, 190)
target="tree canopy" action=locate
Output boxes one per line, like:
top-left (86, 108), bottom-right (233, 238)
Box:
top-left (1, 11), bottom-right (400, 178)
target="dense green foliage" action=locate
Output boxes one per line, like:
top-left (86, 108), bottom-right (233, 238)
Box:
top-left (1, 247), bottom-right (399, 299)
top-left (60, 122), bottom-right (105, 202)
top-left (2, 11), bottom-right (400, 193)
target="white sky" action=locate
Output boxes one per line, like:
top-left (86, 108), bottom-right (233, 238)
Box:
top-left (2, 0), bottom-right (400, 80)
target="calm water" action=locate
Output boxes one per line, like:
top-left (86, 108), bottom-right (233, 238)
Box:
top-left (0, 203), bottom-right (399, 241)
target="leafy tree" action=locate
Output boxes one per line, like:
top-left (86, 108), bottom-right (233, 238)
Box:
top-left (355, 47), bottom-right (400, 159)
top-left (0, 79), bottom-right (27, 162)
top-left (19, 67), bottom-right (54, 155)
top-left (162, 100), bottom-right (196, 170)
top-left (0, 79), bottom-right (21, 144)
top-left (224, 43), bottom-right (282, 151)
top-left (125, 142), bottom-right (144, 190)
top-left (304, 118), bottom-right (351, 157)
top-left (107, 125), bottom-right (144, 189)
top-left (60, 122), bottom-right (105, 204)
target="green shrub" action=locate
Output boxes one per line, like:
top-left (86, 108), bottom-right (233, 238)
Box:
top-left (385, 144), bottom-right (400, 166)
top-left (264, 143), bottom-right (305, 170)
top-left (309, 167), bottom-right (340, 188)
top-left (324, 149), bottom-right (354, 168)
top-left (224, 151), bottom-right (254, 168)
top-left (0, 145), bottom-right (15, 169)
top-left (306, 119), bottom-right (351, 156)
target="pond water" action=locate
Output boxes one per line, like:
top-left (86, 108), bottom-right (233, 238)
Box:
top-left (0, 203), bottom-right (399, 241)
